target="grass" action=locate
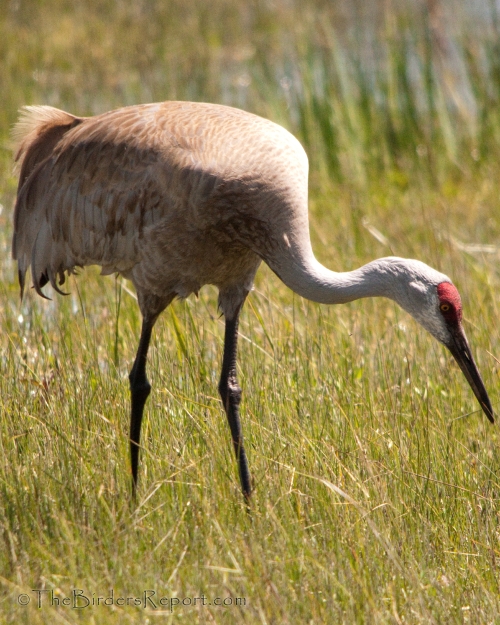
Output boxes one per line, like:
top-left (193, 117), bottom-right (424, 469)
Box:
top-left (0, 0), bottom-right (500, 623)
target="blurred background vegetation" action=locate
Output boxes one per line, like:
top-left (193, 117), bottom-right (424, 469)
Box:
top-left (2, 0), bottom-right (500, 187)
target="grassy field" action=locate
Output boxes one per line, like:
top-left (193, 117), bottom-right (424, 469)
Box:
top-left (1, 0), bottom-right (500, 623)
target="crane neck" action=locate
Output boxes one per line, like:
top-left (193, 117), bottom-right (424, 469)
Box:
top-left (268, 249), bottom-right (411, 306)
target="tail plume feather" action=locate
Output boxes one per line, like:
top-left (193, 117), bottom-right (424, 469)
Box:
top-left (12, 106), bottom-right (81, 184)
top-left (12, 105), bottom-right (84, 298)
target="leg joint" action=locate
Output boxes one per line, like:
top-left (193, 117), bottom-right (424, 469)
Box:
top-left (129, 373), bottom-right (151, 398)
top-left (218, 379), bottom-right (242, 406)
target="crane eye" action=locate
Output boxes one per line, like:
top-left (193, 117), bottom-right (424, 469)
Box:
top-left (440, 303), bottom-right (450, 312)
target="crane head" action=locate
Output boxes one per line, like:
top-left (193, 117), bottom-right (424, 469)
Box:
top-left (396, 265), bottom-right (494, 424)
top-left (433, 281), bottom-right (494, 423)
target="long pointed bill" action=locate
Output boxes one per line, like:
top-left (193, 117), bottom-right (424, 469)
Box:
top-left (446, 324), bottom-right (494, 423)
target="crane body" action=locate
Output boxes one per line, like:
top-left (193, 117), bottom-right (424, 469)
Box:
top-left (12, 101), bottom-right (494, 501)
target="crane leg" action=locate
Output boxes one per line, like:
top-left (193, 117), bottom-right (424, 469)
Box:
top-left (218, 305), bottom-right (252, 501)
top-left (129, 315), bottom-right (157, 497)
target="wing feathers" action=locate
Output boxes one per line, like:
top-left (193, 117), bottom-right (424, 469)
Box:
top-left (30, 224), bottom-right (52, 299)
top-left (12, 105), bottom-right (163, 298)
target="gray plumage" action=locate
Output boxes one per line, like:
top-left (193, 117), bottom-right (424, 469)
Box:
top-left (11, 101), bottom-right (494, 501)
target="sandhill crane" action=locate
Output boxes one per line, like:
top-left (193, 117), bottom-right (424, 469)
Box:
top-left (12, 101), bottom-right (494, 501)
